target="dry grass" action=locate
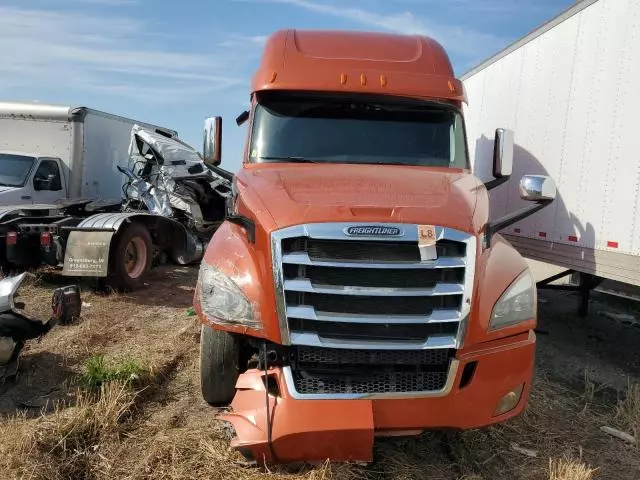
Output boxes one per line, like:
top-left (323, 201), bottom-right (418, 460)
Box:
top-left (0, 380), bottom-right (363, 480)
top-left (615, 381), bottom-right (640, 444)
top-left (549, 456), bottom-right (598, 480)
top-left (2, 266), bottom-right (640, 479)
top-left (0, 381), bottom-right (135, 479)
top-left (100, 429), bottom-right (365, 480)
top-left (583, 368), bottom-right (596, 407)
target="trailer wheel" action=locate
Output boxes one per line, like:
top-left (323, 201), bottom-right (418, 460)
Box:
top-left (200, 325), bottom-right (239, 406)
top-left (108, 223), bottom-right (152, 291)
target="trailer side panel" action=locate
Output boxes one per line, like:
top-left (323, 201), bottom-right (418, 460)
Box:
top-left (463, 0), bottom-right (640, 285)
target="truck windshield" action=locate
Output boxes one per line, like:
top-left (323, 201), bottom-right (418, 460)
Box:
top-left (0, 154), bottom-right (36, 187)
top-left (249, 92), bottom-right (469, 168)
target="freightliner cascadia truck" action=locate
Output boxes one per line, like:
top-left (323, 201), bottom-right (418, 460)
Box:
top-left (194, 29), bottom-right (558, 463)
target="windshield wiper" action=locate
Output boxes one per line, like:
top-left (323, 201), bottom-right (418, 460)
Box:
top-left (258, 156), bottom-right (317, 163)
top-left (372, 158), bottom-right (450, 167)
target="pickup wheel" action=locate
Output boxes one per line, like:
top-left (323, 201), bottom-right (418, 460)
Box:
top-left (200, 325), bottom-right (239, 406)
top-left (108, 223), bottom-right (152, 291)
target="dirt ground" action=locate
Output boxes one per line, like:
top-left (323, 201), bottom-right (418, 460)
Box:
top-left (1, 265), bottom-right (639, 480)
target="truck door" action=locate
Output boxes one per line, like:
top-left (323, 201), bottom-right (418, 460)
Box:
top-left (30, 158), bottom-right (66, 204)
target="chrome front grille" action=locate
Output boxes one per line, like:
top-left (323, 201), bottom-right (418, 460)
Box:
top-left (270, 222), bottom-right (476, 398)
top-left (272, 222), bottom-right (476, 349)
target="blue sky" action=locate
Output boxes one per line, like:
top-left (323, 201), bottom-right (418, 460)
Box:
top-left (1, 0), bottom-right (574, 173)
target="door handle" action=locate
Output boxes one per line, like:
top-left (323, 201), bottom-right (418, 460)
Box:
top-left (21, 196), bottom-right (32, 200)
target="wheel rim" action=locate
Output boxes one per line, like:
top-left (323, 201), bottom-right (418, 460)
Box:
top-left (124, 237), bottom-right (147, 279)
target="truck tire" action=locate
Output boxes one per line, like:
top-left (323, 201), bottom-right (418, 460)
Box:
top-left (200, 325), bottom-right (239, 406)
top-left (108, 222), bottom-right (152, 291)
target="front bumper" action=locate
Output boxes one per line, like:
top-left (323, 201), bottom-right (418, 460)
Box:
top-left (217, 330), bottom-right (536, 464)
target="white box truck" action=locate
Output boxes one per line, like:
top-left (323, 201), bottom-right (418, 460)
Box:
top-left (0, 102), bottom-right (178, 205)
top-left (462, 0), bottom-right (640, 314)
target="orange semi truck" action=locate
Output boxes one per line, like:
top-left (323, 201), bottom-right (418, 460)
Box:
top-left (194, 29), bottom-right (558, 463)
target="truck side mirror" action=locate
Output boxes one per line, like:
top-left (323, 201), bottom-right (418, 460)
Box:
top-left (203, 117), bottom-right (222, 166)
top-left (485, 174), bottom-right (557, 246)
top-left (493, 128), bottom-right (514, 178)
top-left (519, 175), bottom-right (557, 202)
top-left (484, 128), bottom-right (514, 191)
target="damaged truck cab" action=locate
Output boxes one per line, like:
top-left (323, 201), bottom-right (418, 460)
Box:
top-left (194, 29), bottom-right (557, 463)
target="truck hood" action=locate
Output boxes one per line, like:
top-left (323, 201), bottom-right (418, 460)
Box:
top-left (236, 163), bottom-right (488, 235)
top-left (0, 186), bottom-right (27, 205)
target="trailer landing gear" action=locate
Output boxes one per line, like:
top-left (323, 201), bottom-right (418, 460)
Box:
top-left (537, 270), bottom-right (603, 317)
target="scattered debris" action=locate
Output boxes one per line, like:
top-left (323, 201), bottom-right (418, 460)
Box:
top-left (186, 306), bottom-right (196, 316)
top-left (603, 311), bottom-right (640, 329)
top-left (1, 273), bottom-right (81, 382)
top-left (601, 426), bottom-right (636, 444)
top-left (510, 442), bottom-right (538, 458)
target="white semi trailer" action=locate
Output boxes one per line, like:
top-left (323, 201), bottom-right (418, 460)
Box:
top-left (0, 102), bottom-right (178, 205)
top-left (462, 0), bottom-right (640, 314)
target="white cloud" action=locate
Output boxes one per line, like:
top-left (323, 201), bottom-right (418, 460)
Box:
top-left (395, 0), bottom-right (564, 15)
top-left (0, 6), bottom-right (257, 103)
top-left (68, 0), bottom-right (139, 5)
top-left (233, 0), bottom-right (505, 60)
top-left (216, 34), bottom-right (268, 49)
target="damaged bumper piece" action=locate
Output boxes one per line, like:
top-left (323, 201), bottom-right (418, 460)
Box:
top-left (0, 273), bottom-right (81, 381)
top-left (218, 331), bottom-right (535, 464)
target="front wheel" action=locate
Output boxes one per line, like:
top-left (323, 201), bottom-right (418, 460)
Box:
top-left (107, 222), bottom-right (152, 291)
top-left (200, 325), bottom-right (240, 406)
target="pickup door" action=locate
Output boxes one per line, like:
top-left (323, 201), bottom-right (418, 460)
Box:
top-left (28, 157), bottom-right (67, 204)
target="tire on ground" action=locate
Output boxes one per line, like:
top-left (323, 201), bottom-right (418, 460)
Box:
top-left (107, 222), bottom-right (152, 292)
top-left (200, 325), bottom-right (240, 406)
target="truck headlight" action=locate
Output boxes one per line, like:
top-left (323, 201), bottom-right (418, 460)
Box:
top-left (489, 269), bottom-right (536, 330)
top-left (197, 262), bottom-right (260, 329)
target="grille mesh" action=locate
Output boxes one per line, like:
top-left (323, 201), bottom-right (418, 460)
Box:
top-left (291, 346), bottom-right (452, 394)
top-left (293, 371), bottom-right (449, 394)
top-left (295, 346), bottom-right (451, 365)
